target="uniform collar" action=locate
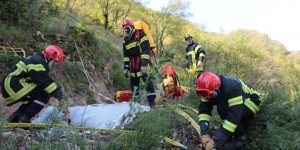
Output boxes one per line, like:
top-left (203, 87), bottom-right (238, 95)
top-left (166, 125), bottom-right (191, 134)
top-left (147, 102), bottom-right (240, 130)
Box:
top-left (188, 41), bottom-right (195, 46)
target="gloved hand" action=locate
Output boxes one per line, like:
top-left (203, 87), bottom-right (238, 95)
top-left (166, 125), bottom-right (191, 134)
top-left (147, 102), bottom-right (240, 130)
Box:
top-left (52, 88), bottom-right (63, 100)
top-left (187, 68), bottom-right (195, 75)
top-left (141, 66), bottom-right (147, 74)
top-left (124, 69), bottom-right (129, 78)
top-left (205, 139), bottom-right (215, 150)
top-left (200, 134), bottom-right (212, 146)
top-left (59, 100), bottom-right (70, 124)
top-left (197, 61), bottom-right (203, 67)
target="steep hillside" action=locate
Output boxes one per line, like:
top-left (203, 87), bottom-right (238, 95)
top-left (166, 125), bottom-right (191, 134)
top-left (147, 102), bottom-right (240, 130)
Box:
top-left (0, 3), bottom-right (134, 128)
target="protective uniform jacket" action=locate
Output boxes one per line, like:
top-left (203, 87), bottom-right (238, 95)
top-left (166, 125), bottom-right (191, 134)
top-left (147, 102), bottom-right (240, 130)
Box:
top-left (198, 76), bottom-right (262, 146)
top-left (185, 41), bottom-right (205, 72)
top-left (1, 54), bottom-right (63, 105)
top-left (123, 30), bottom-right (150, 78)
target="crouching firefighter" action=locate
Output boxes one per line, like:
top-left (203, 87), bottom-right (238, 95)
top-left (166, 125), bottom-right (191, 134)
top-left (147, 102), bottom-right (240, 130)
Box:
top-left (196, 71), bottom-right (263, 150)
top-left (121, 18), bottom-right (156, 108)
top-left (159, 64), bottom-right (184, 100)
top-left (1, 45), bottom-right (68, 123)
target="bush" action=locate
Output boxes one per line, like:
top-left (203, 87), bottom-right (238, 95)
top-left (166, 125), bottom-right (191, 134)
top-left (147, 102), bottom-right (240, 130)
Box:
top-left (0, 52), bottom-right (21, 74)
top-left (0, 0), bottom-right (57, 29)
top-left (242, 88), bottom-right (300, 149)
top-left (125, 108), bottom-right (173, 149)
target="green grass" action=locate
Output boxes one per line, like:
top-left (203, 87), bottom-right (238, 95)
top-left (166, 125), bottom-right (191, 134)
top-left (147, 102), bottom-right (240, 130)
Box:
top-left (110, 63), bottom-right (130, 90)
top-left (0, 24), bottom-right (26, 37)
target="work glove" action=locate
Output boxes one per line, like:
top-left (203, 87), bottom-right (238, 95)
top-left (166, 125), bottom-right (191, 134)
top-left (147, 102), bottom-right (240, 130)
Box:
top-left (197, 61), bottom-right (203, 67)
top-left (52, 88), bottom-right (63, 100)
top-left (187, 68), bottom-right (195, 75)
top-left (141, 66), bottom-right (147, 74)
top-left (124, 69), bottom-right (129, 78)
top-left (200, 134), bottom-right (212, 146)
top-left (205, 139), bottom-right (215, 150)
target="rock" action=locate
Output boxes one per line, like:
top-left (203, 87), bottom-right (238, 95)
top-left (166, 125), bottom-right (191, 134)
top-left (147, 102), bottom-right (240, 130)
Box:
top-left (36, 31), bottom-right (45, 41)
top-left (2, 131), bottom-right (14, 138)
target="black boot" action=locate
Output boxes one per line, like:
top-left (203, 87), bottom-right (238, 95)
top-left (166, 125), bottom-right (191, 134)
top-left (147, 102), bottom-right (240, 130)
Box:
top-left (7, 112), bottom-right (21, 123)
top-left (17, 115), bottom-right (31, 130)
top-left (7, 103), bottom-right (30, 123)
top-left (18, 115), bottom-right (31, 123)
top-left (149, 101), bottom-right (155, 108)
top-left (20, 100), bottom-right (44, 123)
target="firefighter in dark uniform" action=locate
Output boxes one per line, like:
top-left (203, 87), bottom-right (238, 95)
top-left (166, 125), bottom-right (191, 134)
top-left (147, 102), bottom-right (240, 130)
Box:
top-left (121, 18), bottom-right (156, 108)
top-left (1, 45), bottom-right (68, 123)
top-left (184, 34), bottom-right (206, 77)
top-left (195, 71), bottom-right (262, 150)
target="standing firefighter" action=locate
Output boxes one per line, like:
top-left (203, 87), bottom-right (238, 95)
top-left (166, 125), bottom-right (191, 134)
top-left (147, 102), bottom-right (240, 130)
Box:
top-left (122, 18), bottom-right (156, 108)
top-left (184, 34), bottom-right (206, 77)
top-left (1, 45), bottom-right (68, 123)
top-left (196, 71), bottom-right (262, 150)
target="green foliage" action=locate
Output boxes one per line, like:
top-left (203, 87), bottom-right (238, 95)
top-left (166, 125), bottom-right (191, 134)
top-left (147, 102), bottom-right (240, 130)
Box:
top-left (110, 63), bottom-right (130, 90)
top-left (0, 24), bottom-right (26, 37)
top-left (0, 52), bottom-right (21, 68)
top-left (60, 61), bottom-right (97, 104)
top-left (243, 88), bottom-right (300, 149)
top-left (124, 108), bottom-right (173, 149)
top-left (1, 134), bottom-right (23, 149)
top-left (93, 56), bottom-right (105, 70)
top-left (0, 0), bottom-right (60, 29)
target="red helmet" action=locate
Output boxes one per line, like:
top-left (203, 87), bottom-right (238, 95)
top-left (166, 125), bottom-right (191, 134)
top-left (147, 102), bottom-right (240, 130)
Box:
top-left (196, 71), bottom-right (221, 98)
top-left (121, 18), bottom-right (134, 27)
top-left (42, 45), bottom-right (65, 63)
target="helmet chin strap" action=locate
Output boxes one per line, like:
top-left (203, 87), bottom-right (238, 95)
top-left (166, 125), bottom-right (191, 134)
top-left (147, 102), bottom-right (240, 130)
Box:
top-left (44, 56), bottom-right (53, 65)
top-left (126, 28), bottom-right (135, 37)
top-left (211, 89), bottom-right (220, 99)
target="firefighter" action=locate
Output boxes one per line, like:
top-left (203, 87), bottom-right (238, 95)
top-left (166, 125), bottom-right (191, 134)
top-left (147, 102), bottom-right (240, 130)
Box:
top-left (122, 18), bottom-right (156, 108)
top-left (1, 45), bottom-right (68, 123)
top-left (184, 34), bottom-right (206, 77)
top-left (196, 71), bottom-right (262, 150)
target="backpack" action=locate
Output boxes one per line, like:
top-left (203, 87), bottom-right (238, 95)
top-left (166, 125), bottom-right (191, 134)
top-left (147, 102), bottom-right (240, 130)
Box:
top-left (159, 64), bottom-right (184, 99)
top-left (134, 19), bottom-right (157, 65)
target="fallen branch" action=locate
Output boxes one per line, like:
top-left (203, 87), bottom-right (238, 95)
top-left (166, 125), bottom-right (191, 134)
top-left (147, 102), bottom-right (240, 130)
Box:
top-left (74, 40), bottom-right (113, 102)
top-left (74, 41), bottom-right (92, 85)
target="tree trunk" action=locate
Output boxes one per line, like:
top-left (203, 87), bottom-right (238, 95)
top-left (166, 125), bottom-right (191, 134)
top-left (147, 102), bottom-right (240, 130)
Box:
top-left (103, 0), bottom-right (109, 29)
top-left (66, 0), bottom-right (71, 9)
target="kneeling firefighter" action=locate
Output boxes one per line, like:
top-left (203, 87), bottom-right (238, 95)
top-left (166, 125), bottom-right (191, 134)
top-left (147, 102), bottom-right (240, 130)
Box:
top-left (159, 64), bottom-right (184, 99)
top-left (1, 45), bottom-right (68, 123)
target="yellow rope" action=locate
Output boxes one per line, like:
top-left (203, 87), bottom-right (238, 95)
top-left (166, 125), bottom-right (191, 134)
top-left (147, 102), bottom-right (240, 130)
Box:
top-left (176, 104), bottom-right (198, 114)
top-left (1, 123), bottom-right (134, 134)
top-left (0, 122), bottom-right (188, 148)
top-left (165, 104), bottom-right (201, 136)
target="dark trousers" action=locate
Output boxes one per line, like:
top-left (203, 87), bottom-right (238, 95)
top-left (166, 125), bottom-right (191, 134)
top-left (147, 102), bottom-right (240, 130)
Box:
top-left (223, 108), bottom-right (254, 150)
top-left (130, 75), bottom-right (156, 105)
top-left (5, 86), bottom-right (50, 122)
